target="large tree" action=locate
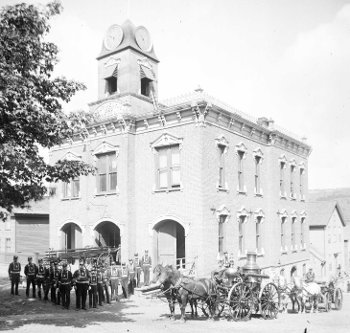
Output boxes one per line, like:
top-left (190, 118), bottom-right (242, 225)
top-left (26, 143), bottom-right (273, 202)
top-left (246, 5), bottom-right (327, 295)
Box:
top-left (0, 1), bottom-right (94, 219)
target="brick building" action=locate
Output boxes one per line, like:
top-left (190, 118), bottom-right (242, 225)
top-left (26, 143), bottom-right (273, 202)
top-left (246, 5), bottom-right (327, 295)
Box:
top-left (49, 20), bottom-right (312, 276)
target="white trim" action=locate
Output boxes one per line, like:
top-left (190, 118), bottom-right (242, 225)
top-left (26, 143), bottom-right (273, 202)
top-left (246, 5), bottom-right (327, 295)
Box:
top-left (149, 215), bottom-right (190, 237)
top-left (59, 219), bottom-right (84, 232)
top-left (91, 141), bottom-right (119, 157)
top-left (150, 133), bottom-right (183, 153)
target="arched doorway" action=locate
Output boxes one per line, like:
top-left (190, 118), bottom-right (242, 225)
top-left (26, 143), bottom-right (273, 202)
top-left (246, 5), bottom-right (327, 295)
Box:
top-left (94, 221), bottom-right (120, 248)
top-left (153, 220), bottom-right (185, 268)
top-left (61, 222), bottom-right (82, 250)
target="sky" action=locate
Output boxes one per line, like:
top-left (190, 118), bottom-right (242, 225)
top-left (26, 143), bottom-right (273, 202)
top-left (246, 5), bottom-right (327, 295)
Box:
top-left (2, 0), bottom-right (350, 190)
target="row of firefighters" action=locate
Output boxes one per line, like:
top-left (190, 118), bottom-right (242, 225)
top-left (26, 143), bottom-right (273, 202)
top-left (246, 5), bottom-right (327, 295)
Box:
top-left (8, 251), bottom-right (152, 310)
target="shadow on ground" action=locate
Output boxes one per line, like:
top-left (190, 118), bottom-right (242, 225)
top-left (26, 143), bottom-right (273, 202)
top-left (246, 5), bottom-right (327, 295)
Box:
top-left (0, 286), bottom-right (138, 331)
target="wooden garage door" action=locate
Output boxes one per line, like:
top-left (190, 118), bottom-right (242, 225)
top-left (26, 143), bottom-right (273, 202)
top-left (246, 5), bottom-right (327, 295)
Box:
top-left (157, 222), bottom-right (176, 266)
top-left (15, 214), bottom-right (49, 255)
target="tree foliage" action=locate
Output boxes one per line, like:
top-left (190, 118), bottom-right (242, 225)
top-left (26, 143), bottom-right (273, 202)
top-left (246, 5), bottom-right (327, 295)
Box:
top-left (0, 1), bottom-right (95, 219)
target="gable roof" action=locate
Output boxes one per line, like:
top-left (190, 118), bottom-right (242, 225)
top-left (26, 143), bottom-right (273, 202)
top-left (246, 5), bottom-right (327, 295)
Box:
top-left (309, 188), bottom-right (350, 225)
top-left (308, 201), bottom-right (346, 227)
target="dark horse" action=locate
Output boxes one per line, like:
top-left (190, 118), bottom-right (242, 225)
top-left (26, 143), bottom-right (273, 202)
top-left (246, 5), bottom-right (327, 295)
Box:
top-left (152, 264), bottom-right (216, 322)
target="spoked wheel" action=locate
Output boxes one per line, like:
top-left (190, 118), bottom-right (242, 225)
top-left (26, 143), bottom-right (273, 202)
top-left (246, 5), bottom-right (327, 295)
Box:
top-left (334, 288), bottom-right (343, 310)
top-left (200, 301), bottom-right (210, 317)
top-left (259, 282), bottom-right (280, 319)
top-left (228, 282), bottom-right (252, 321)
top-left (321, 292), bottom-right (331, 312)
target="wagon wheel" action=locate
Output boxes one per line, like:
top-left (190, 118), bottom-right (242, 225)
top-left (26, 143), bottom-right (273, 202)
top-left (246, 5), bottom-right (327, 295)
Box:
top-left (227, 282), bottom-right (252, 321)
top-left (334, 288), bottom-right (343, 310)
top-left (259, 282), bottom-right (280, 320)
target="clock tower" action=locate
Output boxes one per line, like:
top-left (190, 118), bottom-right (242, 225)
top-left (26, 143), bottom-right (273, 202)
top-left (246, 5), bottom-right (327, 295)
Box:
top-left (91, 20), bottom-right (159, 118)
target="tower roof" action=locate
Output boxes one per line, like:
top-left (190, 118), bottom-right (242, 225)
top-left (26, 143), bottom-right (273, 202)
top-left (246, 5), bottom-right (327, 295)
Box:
top-left (97, 20), bottom-right (159, 62)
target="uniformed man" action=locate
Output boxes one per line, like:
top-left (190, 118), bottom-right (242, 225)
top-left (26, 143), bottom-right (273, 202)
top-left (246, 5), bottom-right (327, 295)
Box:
top-left (24, 256), bottom-right (38, 298)
top-left (278, 268), bottom-right (287, 290)
top-left (43, 261), bottom-right (51, 301)
top-left (116, 244), bottom-right (121, 265)
top-left (36, 258), bottom-right (48, 300)
top-left (305, 267), bottom-right (315, 283)
top-left (128, 258), bottom-right (136, 295)
top-left (96, 264), bottom-right (104, 306)
top-left (134, 253), bottom-right (142, 288)
top-left (89, 265), bottom-right (98, 308)
top-left (110, 261), bottom-right (120, 302)
top-left (59, 262), bottom-right (73, 309)
top-left (119, 262), bottom-right (129, 299)
top-left (141, 250), bottom-right (152, 286)
top-left (228, 253), bottom-right (235, 268)
top-left (211, 258), bottom-right (226, 284)
top-left (8, 255), bottom-right (21, 296)
top-left (102, 263), bottom-right (111, 304)
top-left (73, 260), bottom-right (90, 310)
top-left (50, 261), bottom-right (61, 305)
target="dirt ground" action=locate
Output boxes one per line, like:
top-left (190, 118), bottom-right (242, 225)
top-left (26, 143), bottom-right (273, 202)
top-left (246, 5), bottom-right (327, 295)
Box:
top-left (1, 280), bottom-right (350, 333)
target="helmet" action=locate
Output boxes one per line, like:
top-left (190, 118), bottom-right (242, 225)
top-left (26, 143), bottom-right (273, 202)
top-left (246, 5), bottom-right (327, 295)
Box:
top-left (28, 256), bottom-right (33, 261)
top-left (38, 258), bottom-right (43, 263)
top-left (13, 255), bottom-right (18, 260)
top-left (62, 262), bottom-right (67, 267)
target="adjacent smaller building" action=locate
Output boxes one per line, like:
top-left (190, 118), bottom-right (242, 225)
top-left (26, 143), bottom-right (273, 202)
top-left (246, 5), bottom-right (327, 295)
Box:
top-left (308, 201), bottom-right (346, 281)
top-left (0, 199), bottom-right (50, 264)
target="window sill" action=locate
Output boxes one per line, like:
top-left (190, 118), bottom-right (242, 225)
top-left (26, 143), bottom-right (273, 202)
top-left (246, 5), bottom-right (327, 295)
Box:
top-left (94, 191), bottom-right (118, 197)
top-left (254, 192), bottom-right (263, 197)
top-left (280, 194), bottom-right (287, 200)
top-left (290, 195), bottom-right (297, 201)
top-left (153, 187), bottom-right (183, 194)
top-left (217, 187), bottom-right (229, 193)
top-left (256, 249), bottom-right (265, 257)
top-left (61, 197), bottom-right (81, 201)
top-left (237, 190), bottom-right (247, 195)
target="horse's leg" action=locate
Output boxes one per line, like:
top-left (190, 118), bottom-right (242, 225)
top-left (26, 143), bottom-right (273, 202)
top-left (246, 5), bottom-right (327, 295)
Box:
top-left (189, 299), bottom-right (194, 318)
top-left (194, 299), bottom-right (198, 317)
top-left (179, 293), bottom-right (188, 322)
top-left (168, 296), bottom-right (175, 320)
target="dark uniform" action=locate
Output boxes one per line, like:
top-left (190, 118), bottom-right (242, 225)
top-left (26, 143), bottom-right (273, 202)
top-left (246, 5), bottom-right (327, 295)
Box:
top-left (50, 262), bottom-right (61, 304)
top-left (89, 267), bottom-right (98, 308)
top-left (96, 266), bottom-right (104, 306)
top-left (119, 263), bottom-right (129, 299)
top-left (110, 262), bottom-right (120, 302)
top-left (134, 254), bottom-right (142, 288)
top-left (24, 257), bottom-right (38, 298)
top-left (73, 262), bottom-right (90, 310)
top-left (102, 265), bottom-right (111, 304)
top-left (36, 259), bottom-right (49, 300)
top-left (59, 263), bottom-right (73, 309)
top-left (128, 259), bottom-right (136, 295)
top-left (8, 256), bottom-right (21, 295)
top-left (141, 251), bottom-right (152, 286)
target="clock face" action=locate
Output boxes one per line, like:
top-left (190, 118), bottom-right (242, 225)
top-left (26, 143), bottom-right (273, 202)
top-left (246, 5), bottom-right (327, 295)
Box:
top-left (104, 25), bottom-right (124, 51)
top-left (135, 26), bottom-right (152, 52)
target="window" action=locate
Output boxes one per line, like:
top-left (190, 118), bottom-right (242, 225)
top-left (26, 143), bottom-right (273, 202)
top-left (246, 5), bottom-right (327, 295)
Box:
top-left (63, 178), bottom-right (80, 198)
top-left (5, 238), bottom-right (11, 253)
top-left (254, 156), bottom-right (262, 195)
top-left (299, 167), bottom-right (305, 199)
top-left (280, 162), bottom-right (286, 196)
top-left (238, 216), bottom-right (245, 254)
top-left (281, 217), bottom-right (286, 250)
top-left (302, 263), bottom-right (306, 277)
top-left (256, 216), bottom-right (263, 252)
top-left (238, 151), bottom-right (245, 192)
top-left (141, 78), bottom-right (152, 97)
top-left (96, 153), bottom-right (117, 193)
top-left (300, 217), bottom-right (305, 247)
top-left (291, 217), bottom-right (296, 249)
top-left (218, 215), bottom-right (226, 254)
top-left (290, 164), bottom-right (296, 198)
top-left (105, 76), bottom-right (117, 95)
top-left (156, 145), bottom-right (180, 190)
top-left (218, 145), bottom-right (226, 189)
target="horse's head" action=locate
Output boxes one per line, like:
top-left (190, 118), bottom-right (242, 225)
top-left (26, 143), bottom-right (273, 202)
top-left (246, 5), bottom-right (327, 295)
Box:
top-left (158, 265), bottom-right (180, 288)
top-left (151, 264), bottom-right (164, 284)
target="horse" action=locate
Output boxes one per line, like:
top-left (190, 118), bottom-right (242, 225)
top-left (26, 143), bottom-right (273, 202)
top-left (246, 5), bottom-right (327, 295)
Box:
top-left (151, 264), bottom-right (199, 320)
top-left (155, 265), bottom-right (216, 322)
top-left (290, 277), bottom-right (321, 313)
top-left (277, 283), bottom-right (294, 313)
